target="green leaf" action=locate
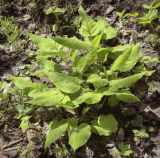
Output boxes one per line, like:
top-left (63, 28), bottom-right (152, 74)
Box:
top-left (108, 44), bottom-right (131, 60)
top-left (36, 57), bottom-right (60, 73)
top-left (70, 49), bottom-right (77, 62)
top-left (68, 123), bottom-right (91, 151)
top-left (78, 6), bottom-right (88, 18)
top-left (92, 33), bottom-right (103, 48)
top-left (53, 36), bottom-right (92, 49)
top-left (111, 44), bottom-right (140, 72)
top-left (91, 120), bottom-right (111, 136)
top-left (27, 88), bottom-right (64, 106)
top-left (98, 114), bottom-right (118, 133)
top-left (78, 7), bottom-right (100, 37)
top-left (118, 142), bottom-right (133, 156)
top-left (123, 12), bottom-right (139, 18)
top-left (101, 89), bottom-right (140, 104)
top-left (143, 4), bottom-right (153, 9)
top-left (102, 90), bottom-right (116, 96)
top-left (0, 81), bottom-right (8, 91)
top-left (96, 16), bottom-right (117, 40)
top-left (44, 7), bottom-right (65, 15)
top-left (37, 51), bottom-right (66, 59)
top-left (45, 120), bottom-right (68, 149)
top-left (29, 34), bottom-right (66, 58)
top-left (67, 118), bottom-right (78, 135)
top-left (29, 34), bottom-right (65, 51)
top-left (87, 74), bottom-right (108, 88)
top-left (8, 75), bottom-right (32, 90)
top-left (47, 72), bottom-right (82, 93)
top-left (96, 16), bottom-right (109, 31)
top-left (104, 26), bottom-right (117, 40)
top-left (153, 2), bottom-right (160, 9)
top-left (109, 72), bottom-right (146, 90)
top-left (73, 91), bottom-right (103, 105)
top-left (19, 116), bottom-right (31, 133)
top-left (138, 9), bottom-right (158, 24)
top-left (110, 47), bottom-right (132, 71)
top-left (79, 19), bottom-right (100, 37)
top-left (116, 10), bottom-right (125, 18)
top-left (8, 75), bottom-right (44, 92)
top-left (116, 91), bottom-right (140, 103)
top-left (97, 48), bottom-right (109, 62)
top-left (119, 43), bottom-right (140, 72)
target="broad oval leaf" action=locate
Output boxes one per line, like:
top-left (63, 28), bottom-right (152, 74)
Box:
top-left (79, 7), bottom-right (101, 38)
top-left (45, 120), bottom-right (68, 149)
top-left (98, 114), bottom-right (118, 133)
top-left (52, 36), bottom-right (92, 49)
top-left (27, 88), bottom-right (64, 106)
top-left (91, 120), bottom-right (111, 136)
top-left (104, 26), bottom-right (117, 40)
top-left (47, 72), bottom-right (82, 93)
top-left (8, 75), bottom-right (32, 90)
top-left (116, 92), bottom-right (140, 103)
top-left (68, 123), bottom-right (91, 151)
top-left (73, 91), bottom-right (103, 105)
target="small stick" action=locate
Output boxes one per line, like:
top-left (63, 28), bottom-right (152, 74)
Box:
top-left (2, 139), bottom-right (23, 149)
top-left (3, 146), bottom-right (21, 152)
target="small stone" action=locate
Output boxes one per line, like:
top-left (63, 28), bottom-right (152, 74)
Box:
top-left (23, 14), bottom-right (31, 21)
top-left (28, 23), bottom-right (36, 30)
top-left (105, 5), bottom-right (115, 15)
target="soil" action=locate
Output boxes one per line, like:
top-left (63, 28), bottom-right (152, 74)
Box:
top-left (0, 0), bottom-right (160, 158)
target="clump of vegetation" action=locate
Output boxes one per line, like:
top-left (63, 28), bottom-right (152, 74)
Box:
top-left (138, 1), bottom-right (160, 25)
top-left (0, 17), bottom-right (21, 49)
top-left (3, 6), bottom-right (155, 157)
top-left (133, 129), bottom-right (149, 142)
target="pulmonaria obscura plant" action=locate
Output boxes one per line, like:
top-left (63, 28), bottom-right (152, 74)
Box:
top-left (8, 6), bottom-right (153, 152)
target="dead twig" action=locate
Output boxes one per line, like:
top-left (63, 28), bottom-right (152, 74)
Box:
top-left (2, 139), bottom-right (23, 150)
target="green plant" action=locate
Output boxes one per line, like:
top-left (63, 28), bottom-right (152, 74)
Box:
top-left (148, 34), bottom-right (159, 47)
top-left (112, 142), bottom-right (133, 157)
top-left (116, 10), bottom-right (139, 28)
top-left (138, 1), bottom-right (160, 25)
top-left (0, 17), bottom-right (21, 49)
top-left (116, 10), bottom-right (139, 19)
top-left (148, 81), bottom-right (160, 97)
top-left (44, 6), bottom-right (66, 33)
top-left (53, 146), bottom-right (69, 158)
top-left (8, 6), bottom-right (154, 152)
top-left (133, 129), bottom-right (149, 142)
top-left (20, 144), bottom-right (35, 157)
top-left (44, 6), bottom-right (66, 15)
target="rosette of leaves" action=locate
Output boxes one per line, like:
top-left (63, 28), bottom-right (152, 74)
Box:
top-left (8, 6), bottom-right (154, 151)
